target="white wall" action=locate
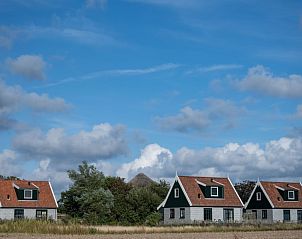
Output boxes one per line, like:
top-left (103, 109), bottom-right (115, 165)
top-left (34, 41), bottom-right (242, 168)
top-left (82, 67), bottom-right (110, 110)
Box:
top-left (0, 208), bottom-right (57, 220)
top-left (273, 209), bottom-right (299, 223)
top-left (190, 207), bottom-right (203, 221)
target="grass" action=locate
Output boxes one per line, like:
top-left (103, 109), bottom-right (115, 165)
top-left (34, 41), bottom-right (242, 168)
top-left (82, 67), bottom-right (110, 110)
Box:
top-left (0, 220), bottom-right (301, 235)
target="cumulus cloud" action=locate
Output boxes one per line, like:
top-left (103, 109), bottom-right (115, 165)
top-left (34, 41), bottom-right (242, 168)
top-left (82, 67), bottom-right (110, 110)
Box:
top-left (13, 123), bottom-right (128, 170)
top-left (236, 65), bottom-right (302, 98)
top-left (117, 144), bottom-right (173, 180)
top-left (0, 80), bottom-right (70, 115)
top-left (0, 149), bottom-right (21, 177)
top-left (6, 55), bottom-right (46, 80)
top-left (156, 98), bottom-right (245, 133)
top-left (118, 137), bottom-right (302, 182)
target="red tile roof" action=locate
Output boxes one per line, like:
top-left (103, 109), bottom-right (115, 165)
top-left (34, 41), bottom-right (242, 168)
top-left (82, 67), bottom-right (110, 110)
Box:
top-left (260, 181), bottom-right (302, 208)
top-left (0, 180), bottom-right (57, 208)
top-left (178, 176), bottom-right (243, 207)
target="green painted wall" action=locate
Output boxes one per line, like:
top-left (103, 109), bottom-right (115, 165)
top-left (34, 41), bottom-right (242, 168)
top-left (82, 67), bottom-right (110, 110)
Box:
top-left (164, 181), bottom-right (190, 208)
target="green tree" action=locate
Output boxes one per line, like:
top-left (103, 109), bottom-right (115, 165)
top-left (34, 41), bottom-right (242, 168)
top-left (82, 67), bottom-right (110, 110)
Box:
top-left (234, 180), bottom-right (256, 203)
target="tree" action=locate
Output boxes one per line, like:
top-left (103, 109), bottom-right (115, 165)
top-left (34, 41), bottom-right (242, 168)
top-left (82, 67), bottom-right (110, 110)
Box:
top-left (60, 161), bottom-right (112, 222)
top-left (234, 180), bottom-right (256, 203)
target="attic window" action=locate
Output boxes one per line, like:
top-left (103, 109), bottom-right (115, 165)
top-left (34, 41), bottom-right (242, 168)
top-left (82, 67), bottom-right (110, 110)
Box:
top-left (24, 190), bottom-right (32, 199)
top-left (288, 191), bottom-right (295, 200)
top-left (7, 195), bottom-right (10, 200)
top-left (211, 187), bottom-right (218, 197)
top-left (256, 192), bottom-right (261, 201)
top-left (198, 193), bottom-right (201, 198)
top-left (174, 188), bottom-right (179, 198)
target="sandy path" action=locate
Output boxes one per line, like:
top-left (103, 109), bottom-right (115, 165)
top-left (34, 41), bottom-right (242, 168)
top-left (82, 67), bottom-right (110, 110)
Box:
top-left (1, 230), bottom-right (302, 239)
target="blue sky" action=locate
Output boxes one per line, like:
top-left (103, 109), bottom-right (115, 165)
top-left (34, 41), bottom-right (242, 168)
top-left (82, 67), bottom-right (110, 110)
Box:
top-left (0, 0), bottom-right (302, 195)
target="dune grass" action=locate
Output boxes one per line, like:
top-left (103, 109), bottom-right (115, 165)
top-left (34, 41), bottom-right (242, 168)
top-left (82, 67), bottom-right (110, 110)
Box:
top-left (0, 220), bottom-right (301, 235)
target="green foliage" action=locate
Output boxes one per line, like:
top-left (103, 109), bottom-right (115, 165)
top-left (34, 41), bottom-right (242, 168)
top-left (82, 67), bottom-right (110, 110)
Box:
top-left (235, 180), bottom-right (256, 203)
top-left (60, 162), bottom-right (169, 225)
top-left (144, 212), bottom-right (161, 226)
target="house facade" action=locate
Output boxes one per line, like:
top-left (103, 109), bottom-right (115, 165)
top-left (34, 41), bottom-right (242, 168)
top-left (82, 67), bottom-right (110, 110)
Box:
top-left (158, 174), bottom-right (244, 225)
top-left (245, 181), bottom-right (302, 223)
top-left (0, 180), bottom-right (58, 220)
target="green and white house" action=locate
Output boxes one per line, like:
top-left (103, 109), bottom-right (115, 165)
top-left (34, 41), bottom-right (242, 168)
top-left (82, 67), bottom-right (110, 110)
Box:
top-left (245, 181), bottom-right (302, 223)
top-left (157, 174), bottom-right (244, 225)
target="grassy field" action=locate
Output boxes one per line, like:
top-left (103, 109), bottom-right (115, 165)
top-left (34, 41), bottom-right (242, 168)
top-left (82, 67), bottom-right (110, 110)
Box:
top-left (0, 220), bottom-right (302, 235)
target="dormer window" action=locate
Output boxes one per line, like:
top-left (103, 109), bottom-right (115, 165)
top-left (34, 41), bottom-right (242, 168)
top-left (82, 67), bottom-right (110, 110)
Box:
top-left (211, 187), bottom-right (218, 197)
top-left (174, 188), bottom-right (179, 198)
top-left (256, 192), bottom-right (261, 201)
top-left (288, 191), bottom-right (295, 200)
top-left (24, 189), bottom-right (32, 199)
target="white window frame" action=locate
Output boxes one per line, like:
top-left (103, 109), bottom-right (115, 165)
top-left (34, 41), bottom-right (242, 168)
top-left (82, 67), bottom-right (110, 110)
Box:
top-left (288, 190), bottom-right (295, 200)
top-left (174, 188), bottom-right (179, 198)
top-left (256, 192), bottom-right (261, 201)
top-left (24, 189), bottom-right (32, 199)
top-left (211, 186), bottom-right (218, 197)
top-left (180, 208), bottom-right (185, 219)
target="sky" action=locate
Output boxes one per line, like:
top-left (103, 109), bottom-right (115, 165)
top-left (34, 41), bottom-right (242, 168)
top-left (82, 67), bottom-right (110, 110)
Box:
top-left (0, 0), bottom-right (302, 197)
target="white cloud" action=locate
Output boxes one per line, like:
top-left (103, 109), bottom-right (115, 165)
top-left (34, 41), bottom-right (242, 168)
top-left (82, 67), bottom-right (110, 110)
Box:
top-left (188, 64), bottom-right (243, 74)
top-left (236, 65), bottom-right (302, 98)
top-left (118, 136), bottom-right (302, 182)
top-left (295, 104), bottom-right (302, 118)
top-left (156, 98), bottom-right (245, 133)
top-left (117, 144), bottom-right (173, 180)
top-left (6, 55), bottom-right (46, 80)
top-left (0, 80), bottom-right (70, 115)
top-left (128, 0), bottom-right (201, 9)
top-left (13, 123), bottom-right (128, 169)
top-left (0, 149), bottom-right (21, 176)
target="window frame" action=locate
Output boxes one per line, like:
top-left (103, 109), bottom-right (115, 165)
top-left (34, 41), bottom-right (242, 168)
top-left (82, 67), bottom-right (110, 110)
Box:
top-left (256, 192), bottom-right (261, 201)
top-left (14, 209), bottom-right (24, 219)
top-left (174, 188), bottom-right (179, 198)
top-left (288, 190), bottom-right (295, 200)
top-left (262, 210), bottom-right (267, 219)
top-left (24, 189), bottom-right (32, 199)
top-left (283, 210), bottom-right (291, 222)
top-left (180, 208), bottom-right (185, 219)
top-left (204, 208), bottom-right (212, 221)
top-left (169, 208), bottom-right (175, 219)
top-left (36, 210), bottom-right (48, 220)
top-left (211, 186), bottom-right (219, 197)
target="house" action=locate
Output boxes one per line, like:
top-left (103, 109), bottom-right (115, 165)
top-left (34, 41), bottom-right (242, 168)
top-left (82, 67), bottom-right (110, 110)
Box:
top-left (0, 179), bottom-right (58, 220)
top-left (245, 180), bottom-right (302, 223)
top-left (157, 174), bottom-right (244, 224)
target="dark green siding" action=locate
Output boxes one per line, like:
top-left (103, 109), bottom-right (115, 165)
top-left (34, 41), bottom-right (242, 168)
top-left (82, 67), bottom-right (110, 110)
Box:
top-left (164, 181), bottom-right (190, 208)
top-left (246, 186), bottom-right (272, 209)
top-left (14, 188), bottom-right (38, 200)
top-left (199, 185), bottom-right (224, 198)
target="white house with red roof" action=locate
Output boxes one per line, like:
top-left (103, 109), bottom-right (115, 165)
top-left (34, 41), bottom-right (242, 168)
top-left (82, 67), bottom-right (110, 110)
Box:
top-left (245, 180), bottom-right (302, 223)
top-left (0, 180), bottom-right (58, 220)
top-left (157, 174), bottom-right (244, 224)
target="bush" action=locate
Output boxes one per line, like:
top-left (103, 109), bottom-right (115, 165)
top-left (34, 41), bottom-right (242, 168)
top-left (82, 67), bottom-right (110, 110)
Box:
top-left (144, 212), bottom-right (161, 226)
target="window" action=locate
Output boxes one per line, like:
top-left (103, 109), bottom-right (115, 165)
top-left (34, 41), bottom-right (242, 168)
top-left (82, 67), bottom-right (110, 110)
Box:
top-left (288, 191), bottom-right (295, 200)
top-left (262, 210), bottom-right (267, 219)
top-left (298, 210), bottom-right (302, 222)
top-left (14, 209), bottom-right (24, 219)
top-left (170, 209), bottom-right (175, 219)
top-left (36, 210), bottom-right (47, 220)
top-left (174, 188), bottom-right (179, 198)
top-left (211, 187), bottom-right (218, 197)
top-left (256, 192), bottom-right (261, 201)
top-left (223, 209), bottom-right (234, 222)
top-left (180, 208), bottom-right (185, 219)
top-left (204, 208), bottom-right (212, 221)
top-left (24, 190), bottom-right (32, 199)
top-left (283, 210), bottom-right (290, 222)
